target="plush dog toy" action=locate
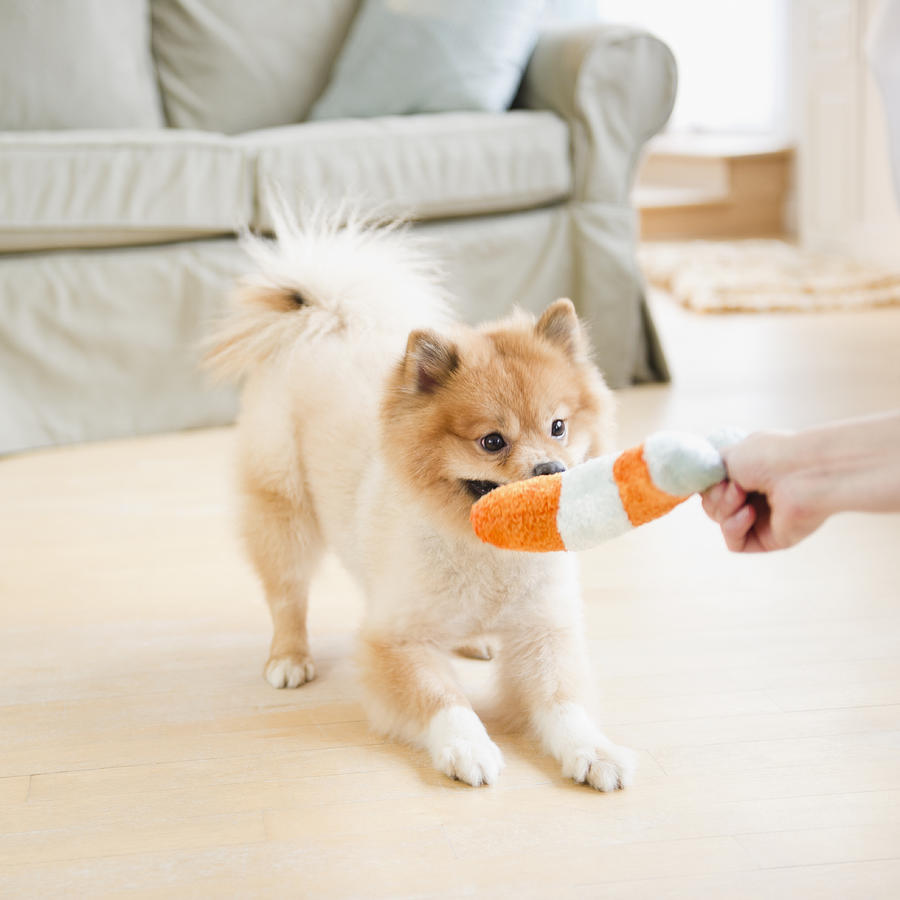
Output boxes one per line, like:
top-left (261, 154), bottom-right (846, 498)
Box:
top-left (470, 430), bottom-right (742, 552)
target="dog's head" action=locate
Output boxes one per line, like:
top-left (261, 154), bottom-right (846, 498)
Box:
top-left (381, 299), bottom-right (615, 538)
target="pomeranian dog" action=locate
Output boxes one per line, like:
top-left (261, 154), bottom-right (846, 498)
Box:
top-left (207, 208), bottom-right (635, 790)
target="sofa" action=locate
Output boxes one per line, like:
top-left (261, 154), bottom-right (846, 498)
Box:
top-left (0, 1), bottom-right (676, 455)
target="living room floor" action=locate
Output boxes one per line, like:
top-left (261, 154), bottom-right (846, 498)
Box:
top-left (2, 293), bottom-right (900, 898)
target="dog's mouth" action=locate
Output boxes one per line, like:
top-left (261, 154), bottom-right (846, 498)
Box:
top-left (463, 479), bottom-right (500, 501)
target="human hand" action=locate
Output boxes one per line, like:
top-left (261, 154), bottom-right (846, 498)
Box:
top-left (701, 432), bottom-right (829, 552)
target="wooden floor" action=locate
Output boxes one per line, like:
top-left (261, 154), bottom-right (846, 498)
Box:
top-left (2, 294), bottom-right (900, 898)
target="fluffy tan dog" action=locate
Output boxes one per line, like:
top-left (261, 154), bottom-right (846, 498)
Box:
top-left (207, 209), bottom-right (635, 790)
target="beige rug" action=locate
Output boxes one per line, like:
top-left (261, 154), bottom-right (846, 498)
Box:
top-left (639, 239), bottom-right (900, 312)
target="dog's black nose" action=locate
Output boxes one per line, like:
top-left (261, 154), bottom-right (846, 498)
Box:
top-left (533, 461), bottom-right (566, 477)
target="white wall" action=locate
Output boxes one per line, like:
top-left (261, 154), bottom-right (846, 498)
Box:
top-left (794, 0), bottom-right (900, 263)
top-left (596, 0), bottom-right (793, 137)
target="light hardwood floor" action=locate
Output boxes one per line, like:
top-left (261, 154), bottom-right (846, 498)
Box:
top-left (2, 294), bottom-right (900, 898)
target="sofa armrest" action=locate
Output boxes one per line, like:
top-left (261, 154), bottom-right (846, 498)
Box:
top-left (521, 24), bottom-right (677, 205)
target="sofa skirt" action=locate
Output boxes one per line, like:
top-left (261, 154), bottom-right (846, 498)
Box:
top-left (0, 204), bottom-right (666, 454)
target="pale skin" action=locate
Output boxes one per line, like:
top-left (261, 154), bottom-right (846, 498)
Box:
top-left (701, 412), bottom-right (900, 553)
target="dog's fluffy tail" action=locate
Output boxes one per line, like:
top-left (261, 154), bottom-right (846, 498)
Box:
top-left (204, 200), bottom-right (450, 382)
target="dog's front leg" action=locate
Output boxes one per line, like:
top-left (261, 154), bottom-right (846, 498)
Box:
top-left (358, 633), bottom-right (504, 787)
top-left (501, 624), bottom-right (636, 791)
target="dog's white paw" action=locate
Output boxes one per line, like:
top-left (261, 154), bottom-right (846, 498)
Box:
top-left (264, 654), bottom-right (316, 688)
top-left (537, 702), bottom-right (636, 792)
top-left (434, 736), bottom-right (504, 787)
top-left (562, 741), bottom-right (637, 792)
top-left (426, 706), bottom-right (504, 787)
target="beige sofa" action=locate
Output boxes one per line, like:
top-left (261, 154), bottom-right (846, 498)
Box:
top-left (0, 1), bottom-right (676, 455)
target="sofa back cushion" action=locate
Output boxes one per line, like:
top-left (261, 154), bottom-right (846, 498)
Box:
top-left (151, 0), bottom-right (358, 133)
top-left (0, 0), bottom-right (164, 130)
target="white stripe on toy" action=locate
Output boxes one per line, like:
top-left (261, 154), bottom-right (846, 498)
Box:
top-left (556, 456), bottom-right (631, 551)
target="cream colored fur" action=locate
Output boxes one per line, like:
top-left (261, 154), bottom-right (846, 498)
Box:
top-left (207, 208), bottom-right (635, 790)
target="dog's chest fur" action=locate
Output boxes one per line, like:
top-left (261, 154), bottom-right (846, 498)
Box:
top-left (359, 506), bottom-right (580, 643)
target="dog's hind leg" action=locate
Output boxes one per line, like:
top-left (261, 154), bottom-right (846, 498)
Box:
top-left (242, 485), bottom-right (324, 688)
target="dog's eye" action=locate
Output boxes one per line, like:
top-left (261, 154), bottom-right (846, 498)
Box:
top-left (551, 419), bottom-right (566, 438)
top-left (480, 432), bottom-right (506, 453)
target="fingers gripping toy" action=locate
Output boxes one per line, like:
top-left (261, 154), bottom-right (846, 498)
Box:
top-left (470, 430), bottom-right (742, 552)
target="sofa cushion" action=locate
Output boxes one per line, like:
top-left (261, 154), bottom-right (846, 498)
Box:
top-left (246, 111), bottom-right (572, 230)
top-left (309, 0), bottom-right (544, 120)
top-left (0, 132), bottom-right (253, 253)
top-left (151, 0), bottom-right (358, 133)
top-left (0, 0), bottom-right (164, 130)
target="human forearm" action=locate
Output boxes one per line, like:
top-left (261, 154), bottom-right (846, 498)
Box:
top-left (781, 411), bottom-right (900, 518)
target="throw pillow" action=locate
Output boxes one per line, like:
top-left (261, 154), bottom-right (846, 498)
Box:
top-left (309, 0), bottom-right (545, 120)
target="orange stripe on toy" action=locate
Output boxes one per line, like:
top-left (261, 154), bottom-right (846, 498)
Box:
top-left (470, 472), bottom-right (565, 552)
top-left (612, 444), bottom-right (688, 526)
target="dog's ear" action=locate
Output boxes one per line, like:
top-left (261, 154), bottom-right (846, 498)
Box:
top-left (404, 330), bottom-right (459, 393)
top-left (536, 298), bottom-right (588, 360)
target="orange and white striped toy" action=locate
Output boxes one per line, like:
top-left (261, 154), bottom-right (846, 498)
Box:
top-left (470, 430), bottom-right (741, 552)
